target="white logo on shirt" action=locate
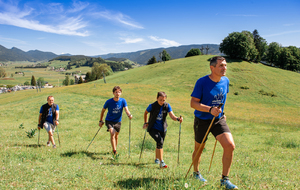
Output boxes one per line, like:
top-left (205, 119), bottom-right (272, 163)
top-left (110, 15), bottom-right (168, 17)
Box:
top-left (212, 88), bottom-right (225, 105)
top-left (112, 105), bottom-right (121, 114)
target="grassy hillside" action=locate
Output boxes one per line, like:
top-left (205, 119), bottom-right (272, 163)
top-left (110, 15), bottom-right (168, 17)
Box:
top-left (0, 55), bottom-right (299, 189)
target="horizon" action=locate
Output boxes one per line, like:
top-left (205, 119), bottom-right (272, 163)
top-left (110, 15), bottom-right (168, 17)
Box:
top-left (0, 0), bottom-right (299, 56)
top-left (1, 43), bottom-right (221, 57)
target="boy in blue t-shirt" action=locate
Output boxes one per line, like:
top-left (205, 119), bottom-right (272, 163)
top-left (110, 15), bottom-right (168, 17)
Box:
top-left (143, 91), bottom-right (183, 168)
top-left (99, 86), bottom-right (132, 156)
top-left (38, 96), bottom-right (59, 148)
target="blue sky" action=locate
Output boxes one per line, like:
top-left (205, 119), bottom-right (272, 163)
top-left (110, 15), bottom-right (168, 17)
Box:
top-left (0, 0), bottom-right (299, 56)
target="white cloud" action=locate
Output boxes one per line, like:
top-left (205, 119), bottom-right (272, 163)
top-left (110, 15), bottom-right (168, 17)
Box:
top-left (0, 12), bottom-right (89, 36)
top-left (0, 1), bottom-right (143, 38)
top-left (264, 30), bottom-right (300, 37)
top-left (230, 14), bottom-right (258, 17)
top-left (68, 1), bottom-right (89, 13)
top-left (0, 36), bottom-right (27, 44)
top-left (0, 1), bottom-right (89, 36)
top-left (149, 36), bottom-right (181, 47)
top-left (120, 37), bottom-right (144, 44)
top-left (93, 10), bottom-right (144, 29)
top-left (283, 23), bottom-right (295, 27)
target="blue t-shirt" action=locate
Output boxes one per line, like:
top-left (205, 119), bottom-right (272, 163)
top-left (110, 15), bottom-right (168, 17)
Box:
top-left (104, 98), bottom-right (128, 122)
top-left (39, 104), bottom-right (59, 124)
top-left (146, 103), bottom-right (172, 132)
top-left (191, 75), bottom-right (229, 120)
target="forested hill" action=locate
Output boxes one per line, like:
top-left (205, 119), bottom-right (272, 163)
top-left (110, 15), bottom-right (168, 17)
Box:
top-left (98, 44), bottom-right (221, 64)
top-left (0, 45), bottom-right (57, 62)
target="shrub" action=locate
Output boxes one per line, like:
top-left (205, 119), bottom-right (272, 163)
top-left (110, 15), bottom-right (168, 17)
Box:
top-left (240, 86), bottom-right (249, 89)
top-left (258, 89), bottom-right (277, 97)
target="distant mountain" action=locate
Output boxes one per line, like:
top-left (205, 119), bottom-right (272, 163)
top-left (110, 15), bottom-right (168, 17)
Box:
top-left (0, 45), bottom-right (58, 62)
top-left (0, 44), bottom-right (220, 63)
top-left (98, 44), bottom-right (221, 64)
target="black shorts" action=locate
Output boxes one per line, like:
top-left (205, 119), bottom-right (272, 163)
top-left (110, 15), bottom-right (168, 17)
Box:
top-left (194, 116), bottom-right (230, 144)
top-left (148, 128), bottom-right (166, 149)
top-left (105, 121), bottom-right (122, 133)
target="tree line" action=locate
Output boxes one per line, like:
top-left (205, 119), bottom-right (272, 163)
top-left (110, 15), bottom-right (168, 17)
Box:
top-left (220, 29), bottom-right (300, 72)
top-left (52, 56), bottom-right (133, 72)
top-left (147, 48), bottom-right (204, 65)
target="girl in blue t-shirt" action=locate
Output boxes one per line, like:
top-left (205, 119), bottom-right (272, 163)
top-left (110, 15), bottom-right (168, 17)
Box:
top-left (143, 91), bottom-right (183, 168)
top-left (99, 86), bottom-right (133, 156)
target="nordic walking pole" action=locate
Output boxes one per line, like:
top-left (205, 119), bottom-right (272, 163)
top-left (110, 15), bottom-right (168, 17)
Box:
top-left (56, 125), bottom-right (61, 146)
top-left (184, 103), bottom-right (223, 179)
top-left (208, 139), bottom-right (217, 173)
top-left (128, 119), bottom-right (131, 158)
top-left (177, 115), bottom-right (182, 165)
top-left (86, 126), bottom-right (101, 151)
top-left (139, 129), bottom-right (147, 162)
top-left (38, 128), bottom-right (40, 146)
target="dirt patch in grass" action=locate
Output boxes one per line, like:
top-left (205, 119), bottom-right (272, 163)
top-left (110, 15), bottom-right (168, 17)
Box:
top-left (0, 78), bottom-right (15, 80)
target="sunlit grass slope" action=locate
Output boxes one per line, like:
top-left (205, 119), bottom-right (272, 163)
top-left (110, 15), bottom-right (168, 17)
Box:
top-left (0, 55), bottom-right (299, 189)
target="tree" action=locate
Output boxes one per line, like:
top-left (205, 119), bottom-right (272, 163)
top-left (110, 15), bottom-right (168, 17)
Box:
top-left (147, 56), bottom-right (157, 65)
top-left (160, 50), bottom-right (171, 62)
top-left (220, 31), bottom-right (258, 61)
top-left (31, 75), bottom-right (36, 86)
top-left (252, 29), bottom-right (268, 62)
top-left (286, 46), bottom-right (300, 71)
top-left (85, 71), bottom-right (92, 82)
top-left (185, 48), bottom-right (201, 57)
top-left (78, 76), bottom-right (83, 84)
top-left (205, 45), bottom-right (210, 55)
top-left (91, 63), bottom-right (113, 80)
top-left (24, 81), bottom-right (30, 86)
top-left (63, 76), bottom-right (69, 86)
top-left (37, 77), bottom-right (45, 86)
top-left (0, 67), bottom-right (6, 78)
top-left (70, 79), bottom-right (75, 85)
top-left (278, 46), bottom-right (300, 71)
top-left (266, 42), bottom-right (281, 66)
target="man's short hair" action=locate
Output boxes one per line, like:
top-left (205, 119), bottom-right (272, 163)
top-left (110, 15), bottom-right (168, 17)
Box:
top-left (47, 96), bottom-right (54, 100)
top-left (157, 91), bottom-right (167, 99)
top-left (113, 86), bottom-right (122, 93)
top-left (210, 56), bottom-right (226, 67)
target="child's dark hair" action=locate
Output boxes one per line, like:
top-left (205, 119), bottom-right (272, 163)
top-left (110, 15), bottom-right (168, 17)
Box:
top-left (113, 86), bottom-right (122, 93)
top-left (157, 91), bottom-right (167, 99)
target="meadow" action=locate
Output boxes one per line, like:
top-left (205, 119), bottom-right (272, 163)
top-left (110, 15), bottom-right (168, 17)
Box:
top-left (0, 55), bottom-right (299, 189)
top-left (0, 60), bottom-right (90, 87)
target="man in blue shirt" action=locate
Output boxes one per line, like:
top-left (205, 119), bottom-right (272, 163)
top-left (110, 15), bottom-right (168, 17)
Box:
top-left (99, 86), bottom-right (132, 156)
top-left (190, 56), bottom-right (238, 189)
top-left (38, 96), bottom-right (59, 149)
top-left (143, 91), bottom-right (183, 168)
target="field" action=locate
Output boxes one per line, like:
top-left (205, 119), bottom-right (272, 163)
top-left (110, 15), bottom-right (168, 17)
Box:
top-left (0, 55), bottom-right (299, 189)
top-left (0, 60), bottom-right (90, 86)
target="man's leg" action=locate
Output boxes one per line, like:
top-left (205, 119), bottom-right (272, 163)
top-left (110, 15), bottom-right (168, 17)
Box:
top-left (216, 132), bottom-right (235, 176)
top-left (192, 141), bottom-right (205, 172)
top-left (192, 140), bottom-right (207, 182)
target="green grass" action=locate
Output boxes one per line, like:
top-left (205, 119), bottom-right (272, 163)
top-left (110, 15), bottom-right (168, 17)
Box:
top-left (0, 55), bottom-right (299, 189)
top-left (0, 61), bottom-right (91, 86)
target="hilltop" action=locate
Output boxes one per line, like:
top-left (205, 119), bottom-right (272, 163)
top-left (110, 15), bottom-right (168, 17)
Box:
top-left (0, 45), bottom-right (57, 62)
top-left (98, 44), bottom-right (221, 64)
